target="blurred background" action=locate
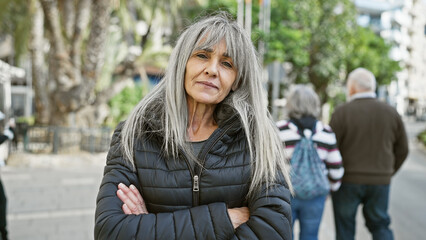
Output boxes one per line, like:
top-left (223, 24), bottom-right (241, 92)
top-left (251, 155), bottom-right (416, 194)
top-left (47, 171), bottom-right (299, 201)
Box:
top-left (0, 0), bottom-right (425, 239)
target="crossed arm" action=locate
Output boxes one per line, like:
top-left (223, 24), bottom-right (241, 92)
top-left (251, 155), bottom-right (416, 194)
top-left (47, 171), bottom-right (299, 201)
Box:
top-left (117, 183), bottom-right (250, 229)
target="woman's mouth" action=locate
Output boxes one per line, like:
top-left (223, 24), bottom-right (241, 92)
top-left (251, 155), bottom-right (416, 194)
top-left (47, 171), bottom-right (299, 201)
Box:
top-left (198, 81), bottom-right (218, 89)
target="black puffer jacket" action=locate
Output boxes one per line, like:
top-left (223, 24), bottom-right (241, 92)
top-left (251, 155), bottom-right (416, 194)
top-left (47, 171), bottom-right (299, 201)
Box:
top-left (95, 115), bottom-right (292, 239)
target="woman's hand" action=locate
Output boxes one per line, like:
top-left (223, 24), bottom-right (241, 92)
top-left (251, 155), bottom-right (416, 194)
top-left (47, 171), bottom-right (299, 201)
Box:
top-left (117, 183), bottom-right (148, 215)
top-left (227, 207), bottom-right (250, 229)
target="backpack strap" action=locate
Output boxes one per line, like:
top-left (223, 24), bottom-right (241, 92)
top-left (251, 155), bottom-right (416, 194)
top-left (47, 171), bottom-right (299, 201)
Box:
top-left (290, 118), bottom-right (317, 138)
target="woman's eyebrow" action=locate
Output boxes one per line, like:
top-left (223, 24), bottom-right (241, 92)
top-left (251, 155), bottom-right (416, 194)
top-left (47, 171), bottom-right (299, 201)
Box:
top-left (202, 47), bottom-right (214, 53)
top-left (197, 47), bottom-right (231, 58)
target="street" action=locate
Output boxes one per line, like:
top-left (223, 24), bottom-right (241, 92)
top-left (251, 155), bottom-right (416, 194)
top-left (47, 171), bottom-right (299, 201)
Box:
top-left (389, 118), bottom-right (426, 240)
top-left (1, 119), bottom-right (425, 240)
top-left (2, 152), bottom-right (106, 240)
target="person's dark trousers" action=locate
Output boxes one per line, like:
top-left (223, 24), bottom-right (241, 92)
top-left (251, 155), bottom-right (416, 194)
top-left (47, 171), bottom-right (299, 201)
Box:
top-left (0, 179), bottom-right (7, 240)
top-left (331, 183), bottom-right (393, 240)
top-left (291, 194), bottom-right (327, 240)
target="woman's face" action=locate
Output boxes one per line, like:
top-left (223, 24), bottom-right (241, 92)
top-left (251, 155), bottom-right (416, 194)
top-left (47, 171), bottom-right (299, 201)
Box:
top-left (184, 39), bottom-right (237, 105)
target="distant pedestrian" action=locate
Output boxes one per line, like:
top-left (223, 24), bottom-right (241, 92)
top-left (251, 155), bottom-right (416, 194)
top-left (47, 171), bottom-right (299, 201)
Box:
top-left (277, 85), bottom-right (344, 240)
top-left (330, 68), bottom-right (409, 240)
top-left (0, 111), bottom-right (14, 240)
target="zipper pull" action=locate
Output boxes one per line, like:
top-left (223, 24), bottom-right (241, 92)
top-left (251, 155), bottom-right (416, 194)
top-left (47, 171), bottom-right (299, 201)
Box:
top-left (193, 175), bottom-right (199, 192)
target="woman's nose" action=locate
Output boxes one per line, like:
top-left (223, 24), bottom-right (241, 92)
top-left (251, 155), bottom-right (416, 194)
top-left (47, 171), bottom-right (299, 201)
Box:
top-left (204, 60), bottom-right (218, 77)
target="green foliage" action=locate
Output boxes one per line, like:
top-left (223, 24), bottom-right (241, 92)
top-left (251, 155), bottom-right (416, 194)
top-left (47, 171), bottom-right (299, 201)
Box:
top-left (257, 0), bottom-right (398, 104)
top-left (106, 83), bottom-right (146, 128)
top-left (345, 26), bottom-right (401, 86)
top-left (327, 89), bottom-right (346, 118)
top-left (0, 0), bottom-right (32, 63)
top-left (205, 0), bottom-right (237, 15)
top-left (418, 129), bottom-right (426, 146)
top-left (263, 0), bottom-right (312, 67)
top-left (16, 116), bottom-right (35, 126)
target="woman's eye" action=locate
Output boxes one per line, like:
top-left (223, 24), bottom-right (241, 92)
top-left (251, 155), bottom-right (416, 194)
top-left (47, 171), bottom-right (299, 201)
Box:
top-left (196, 53), bottom-right (207, 59)
top-left (222, 62), bottom-right (233, 68)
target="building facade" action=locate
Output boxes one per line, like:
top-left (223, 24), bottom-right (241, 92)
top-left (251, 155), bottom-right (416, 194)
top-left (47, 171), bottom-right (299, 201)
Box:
top-left (355, 0), bottom-right (426, 117)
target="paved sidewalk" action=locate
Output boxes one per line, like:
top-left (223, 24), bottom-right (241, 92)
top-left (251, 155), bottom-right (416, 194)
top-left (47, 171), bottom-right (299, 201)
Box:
top-left (2, 152), bottom-right (106, 240)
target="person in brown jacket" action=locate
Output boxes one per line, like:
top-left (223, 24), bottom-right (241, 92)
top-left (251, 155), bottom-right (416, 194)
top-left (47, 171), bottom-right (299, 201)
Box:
top-left (329, 68), bottom-right (409, 240)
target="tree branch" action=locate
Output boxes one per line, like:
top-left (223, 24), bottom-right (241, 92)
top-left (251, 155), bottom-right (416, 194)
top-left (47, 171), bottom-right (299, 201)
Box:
top-left (83, 0), bottom-right (111, 82)
top-left (39, 0), bottom-right (67, 55)
top-left (80, 0), bottom-right (111, 104)
top-left (40, 0), bottom-right (75, 89)
top-left (59, 0), bottom-right (76, 40)
top-left (71, 0), bottom-right (91, 75)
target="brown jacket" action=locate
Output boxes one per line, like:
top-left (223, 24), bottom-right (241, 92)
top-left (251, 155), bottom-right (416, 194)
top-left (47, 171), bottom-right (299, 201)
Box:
top-left (330, 97), bottom-right (408, 185)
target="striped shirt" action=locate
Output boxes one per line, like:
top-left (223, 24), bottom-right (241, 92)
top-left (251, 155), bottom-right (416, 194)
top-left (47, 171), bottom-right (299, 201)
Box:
top-left (277, 120), bottom-right (344, 191)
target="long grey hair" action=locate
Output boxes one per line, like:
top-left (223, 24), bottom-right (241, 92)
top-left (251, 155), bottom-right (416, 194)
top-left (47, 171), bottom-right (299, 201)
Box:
top-left (121, 12), bottom-right (291, 196)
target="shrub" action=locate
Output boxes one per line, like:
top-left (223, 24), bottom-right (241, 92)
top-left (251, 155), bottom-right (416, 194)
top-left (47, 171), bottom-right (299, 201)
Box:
top-left (417, 129), bottom-right (426, 146)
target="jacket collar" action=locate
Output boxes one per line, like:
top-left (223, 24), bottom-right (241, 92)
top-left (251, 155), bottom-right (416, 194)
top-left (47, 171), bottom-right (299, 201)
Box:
top-left (349, 92), bottom-right (376, 102)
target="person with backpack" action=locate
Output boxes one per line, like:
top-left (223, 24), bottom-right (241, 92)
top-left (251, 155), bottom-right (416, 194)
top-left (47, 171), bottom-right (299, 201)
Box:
top-left (277, 85), bottom-right (344, 240)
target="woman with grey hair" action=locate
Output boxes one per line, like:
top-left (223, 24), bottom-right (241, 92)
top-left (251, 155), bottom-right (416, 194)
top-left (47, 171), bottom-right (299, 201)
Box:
top-left (277, 85), bottom-right (344, 240)
top-left (95, 12), bottom-right (292, 239)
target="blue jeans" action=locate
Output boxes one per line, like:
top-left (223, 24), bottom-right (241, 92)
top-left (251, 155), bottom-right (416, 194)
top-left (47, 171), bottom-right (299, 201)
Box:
top-left (331, 183), bottom-right (393, 240)
top-left (292, 194), bottom-right (327, 240)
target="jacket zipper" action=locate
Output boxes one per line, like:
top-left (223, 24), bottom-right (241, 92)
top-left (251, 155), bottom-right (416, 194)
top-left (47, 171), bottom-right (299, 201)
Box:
top-left (179, 149), bottom-right (199, 205)
top-left (193, 175), bottom-right (199, 191)
top-left (192, 119), bottom-right (239, 206)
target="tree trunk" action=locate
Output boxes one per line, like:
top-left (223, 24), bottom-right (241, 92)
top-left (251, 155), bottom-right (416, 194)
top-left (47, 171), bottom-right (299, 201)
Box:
top-left (40, 0), bottom-right (76, 91)
top-left (30, 0), bottom-right (50, 125)
top-left (82, 0), bottom-right (111, 92)
top-left (73, 0), bottom-right (112, 127)
top-left (38, 0), bottom-right (111, 126)
top-left (71, 0), bottom-right (91, 85)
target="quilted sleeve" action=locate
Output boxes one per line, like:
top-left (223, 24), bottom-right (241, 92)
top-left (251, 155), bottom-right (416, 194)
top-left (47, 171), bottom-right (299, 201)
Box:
top-left (231, 173), bottom-right (292, 239)
top-left (94, 123), bottom-right (235, 240)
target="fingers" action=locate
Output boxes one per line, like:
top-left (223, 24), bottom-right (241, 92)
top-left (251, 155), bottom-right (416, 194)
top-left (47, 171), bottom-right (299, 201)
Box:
top-left (118, 183), bottom-right (140, 204)
top-left (117, 183), bottom-right (148, 215)
top-left (117, 188), bottom-right (142, 214)
top-left (122, 203), bottom-right (132, 214)
top-left (129, 184), bottom-right (147, 212)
